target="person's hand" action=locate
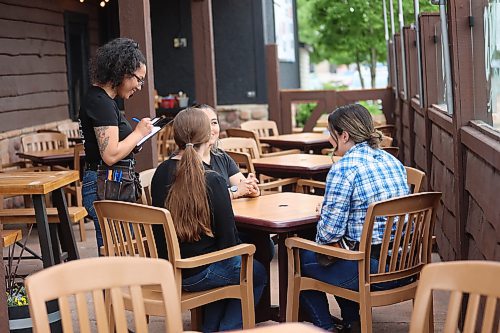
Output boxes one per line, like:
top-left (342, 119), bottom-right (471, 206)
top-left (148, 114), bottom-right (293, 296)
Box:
top-left (135, 117), bottom-right (153, 137)
top-left (245, 173), bottom-right (260, 194)
top-left (234, 178), bottom-right (257, 198)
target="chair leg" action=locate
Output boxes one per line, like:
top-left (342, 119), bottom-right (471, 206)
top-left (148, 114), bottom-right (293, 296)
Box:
top-left (359, 288), bottom-right (373, 333)
top-left (190, 307), bottom-right (203, 331)
top-left (78, 218), bottom-right (86, 242)
top-left (426, 296), bottom-right (434, 333)
top-left (286, 276), bottom-right (300, 322)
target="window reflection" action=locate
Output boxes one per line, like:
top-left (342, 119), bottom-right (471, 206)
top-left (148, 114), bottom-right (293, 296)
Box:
top-left (485, 0), bottom-right (500, 128)
top-left (433, 22), bottom-right (448, 113)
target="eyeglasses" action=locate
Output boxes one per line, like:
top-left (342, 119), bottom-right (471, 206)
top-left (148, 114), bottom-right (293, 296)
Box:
top-left (131, 73), bottom-right (145, 87)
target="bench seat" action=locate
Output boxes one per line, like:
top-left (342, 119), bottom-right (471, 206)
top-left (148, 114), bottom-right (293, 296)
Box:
top-left (0, 207), bottom-right (87, 224)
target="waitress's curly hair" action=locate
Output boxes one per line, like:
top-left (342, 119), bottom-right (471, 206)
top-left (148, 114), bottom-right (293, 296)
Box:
top-left (89, 38), bottom-right (146, 88)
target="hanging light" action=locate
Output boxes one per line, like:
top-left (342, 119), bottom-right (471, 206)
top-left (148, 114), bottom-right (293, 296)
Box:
top-left (79, 0), bottom-right (84, 2)
top-left (100, 1), bottom-right (105, 7)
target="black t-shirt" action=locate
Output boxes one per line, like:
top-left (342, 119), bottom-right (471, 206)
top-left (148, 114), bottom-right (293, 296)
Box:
top-left (151, 158), bottom-right (240, 278)
top-left (79, 86), bottom-right (133, 165)
top-left (206, 149), bottom-right (240, 186)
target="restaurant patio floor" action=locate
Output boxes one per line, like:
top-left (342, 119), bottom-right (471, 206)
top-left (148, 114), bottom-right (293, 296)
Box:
top-left (4, 223), bottom-right (449, 332)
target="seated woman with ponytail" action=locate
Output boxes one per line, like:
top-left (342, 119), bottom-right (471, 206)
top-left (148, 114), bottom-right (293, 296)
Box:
top-left (300, 104), bottom-right (409, 333)
top-left (150, 107), bottom-right (266, 332)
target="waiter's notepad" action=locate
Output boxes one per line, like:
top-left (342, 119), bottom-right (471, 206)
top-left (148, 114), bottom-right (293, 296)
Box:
top-left (135, 117), bottom-right (166, 147)
top-left (136, 126), bottom-right (162, 146)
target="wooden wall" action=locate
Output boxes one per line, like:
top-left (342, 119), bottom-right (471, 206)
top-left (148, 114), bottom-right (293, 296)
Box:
top-left (0, 0), bottom-right (100, 132)
top-left (395, 7), bottom-right (500, 265)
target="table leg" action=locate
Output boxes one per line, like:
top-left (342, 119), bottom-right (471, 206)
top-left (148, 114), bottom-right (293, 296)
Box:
top-left (277, 232), bottom-right (290, 322)
top-left (32, 194), bottom-right (55, 268)
top-left (49, 224), bottom-right (62, 264)
top-left (52, 188), bottom-right (79, 261)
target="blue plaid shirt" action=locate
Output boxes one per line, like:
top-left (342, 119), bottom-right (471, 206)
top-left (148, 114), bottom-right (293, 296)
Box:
top-left (316, 142), bottom-right (409, 245)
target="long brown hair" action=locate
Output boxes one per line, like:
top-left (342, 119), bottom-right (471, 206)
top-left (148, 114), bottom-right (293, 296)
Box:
top-left (328, 104), bottom-right (382, 152)
top-left (165, 107), bottom-right (213, 242)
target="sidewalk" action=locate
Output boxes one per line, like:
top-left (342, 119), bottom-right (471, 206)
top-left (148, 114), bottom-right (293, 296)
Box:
top-left (5, 223), bottom-right (447, 331)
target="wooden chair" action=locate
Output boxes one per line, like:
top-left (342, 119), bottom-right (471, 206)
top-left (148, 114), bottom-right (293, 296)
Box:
top-left (410, 260), bottom-right (500, 333)
top-left (241, 120), bottom-right (280, 138)
top-left (157, 123), bottom-right (176, 163)
top-left (25, 256), bottom-right (183, 333)
top-left (295, 179), bottom-right (326, 195)
top-left (138, 168), bottom-right (156, 205)
top-left (219, 137), bottom-right (298, 194)
top-left (52, 143), bottom-right (86, 241)
top-left (226, 128), bottom-right (300, 157)
top-left (285, 192), bottom-right (442, 333)
top-left (375, 125), bottom-right (395, 138)
top-left (57, 122), bottom-right (81, 139)
top-left (218, 137), bottom-right (261, 159)
top-left (21, 132), bottom-right (69, 152)
top-left (380, 135), bottom-right (393, 148)
top-left (381, 146), bottom-right (399, 158)
top-left (94, 200), bottom-right (257, 330)
top-left (226, 150), bottom-right (298, 194)
top-left (404, 166), bottom-right (425, 194)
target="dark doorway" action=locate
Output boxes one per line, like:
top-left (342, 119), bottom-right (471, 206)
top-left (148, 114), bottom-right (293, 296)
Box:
top-left (64, 12), bottom-right (90, 120)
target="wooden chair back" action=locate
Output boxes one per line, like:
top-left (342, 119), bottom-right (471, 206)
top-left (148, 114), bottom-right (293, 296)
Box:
top-left (286, 192), bottom-right (442, 333)
top-left (139, 168), bottom-right (156, 205)
top-left (410, 261), bottom-right (500, 333)
top-left (295, 179), bottom-right (326, 195)
top-left (57, 122), bottom-right (81, 139)
top-left (21, 132), bottom-right (69, 152)
top-left (25, 257), bottom-right (183, 333)
top-left (226, 150), bottom-right (256, 175)
top-left (404, 166), bottom-right (425, 194)
top-left (226, 128), bottom-right (267, 155)
top-left (359, 192), bottom-right (441, 281)
top-left (375, 125), bottom-right (395, 138)
top-left (226, 128), bottom-right (300, 157)
top-left (241, 120), bottom-right (279, 137)
top-left (381, 146), bottom-right (399, 158)
top-left (94, 201), bottom-right (256, 329)
top-left (218, 137), bottom-right (261, 159)
top-left (380, 135), bottom-right (393, 148)
top-left (157, 124), bottom-right (176, 162)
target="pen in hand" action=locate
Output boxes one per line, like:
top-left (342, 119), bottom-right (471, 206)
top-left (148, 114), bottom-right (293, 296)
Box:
top-left (132, 117), bottom-right (140, 123)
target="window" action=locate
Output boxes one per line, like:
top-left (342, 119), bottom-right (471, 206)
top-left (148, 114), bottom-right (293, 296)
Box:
top-left (485, 0), bottom-right (500, 128)
top-left (433, 21), bottom-right (449, 113)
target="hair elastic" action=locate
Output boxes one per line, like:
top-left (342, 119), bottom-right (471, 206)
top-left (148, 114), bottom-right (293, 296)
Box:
top-left (185, 143), bottom-right (194, 148)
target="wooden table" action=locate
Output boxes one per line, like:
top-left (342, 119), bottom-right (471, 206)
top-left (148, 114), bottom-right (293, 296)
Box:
top-left (0, 171), bottom-right (80, 267)
top-left (253, 154), bottom-right (339, 180)
top-left (259, 133), bottom-right (331, 154)
top-left (17, 148), bottom-right (84, 168)
top-left (232, 192), bottom-right (323, 322)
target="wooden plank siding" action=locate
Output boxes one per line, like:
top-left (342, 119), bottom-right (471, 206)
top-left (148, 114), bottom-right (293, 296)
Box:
top-left (462, 124), bottom-right (500, 261)
top-left (0, 0), bottom-right (100, 133)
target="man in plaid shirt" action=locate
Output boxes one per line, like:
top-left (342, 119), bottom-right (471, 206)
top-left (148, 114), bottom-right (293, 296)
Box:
top-left (300, 104), bottom-right (409, 333)
top-left (316, 141), bottom-right (409, 245)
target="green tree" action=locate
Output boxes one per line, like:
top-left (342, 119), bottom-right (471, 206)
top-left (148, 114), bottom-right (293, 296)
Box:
top-left (297, 0), bottom-right (435, 88)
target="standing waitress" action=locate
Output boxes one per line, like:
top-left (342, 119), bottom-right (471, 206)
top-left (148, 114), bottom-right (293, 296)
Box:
top-left (79, 38), bottom-right (153, 251)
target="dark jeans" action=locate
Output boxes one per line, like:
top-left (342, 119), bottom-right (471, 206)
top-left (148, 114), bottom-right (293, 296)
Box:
top-left (182, 256), bottom-right (267, 332)
top-left (82, 170), bottom-right (103, 249)
top-left (299, 249), bottom-right (411, 330)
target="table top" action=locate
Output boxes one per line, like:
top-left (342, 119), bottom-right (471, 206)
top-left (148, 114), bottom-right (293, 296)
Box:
top-left (232, 192), bottom-right (323, 232)
top-left (259, 133), bottom-right (330, 145)
top-left (253, 154), bottom-right (339, 173)
top-left (0, 171), bottom-right (79, 195)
